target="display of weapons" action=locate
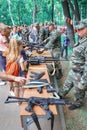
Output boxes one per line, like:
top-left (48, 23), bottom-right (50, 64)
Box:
top-left (30, 71), bottom-right (45, 80)
top-left (5, 96), bottom-right (72, 130)
top-left (22, 40), bottom-right (44, 52)
top-left (22, 79), bottom-right (56, 93)
top-left (27, 56), bottom-right (60, 65)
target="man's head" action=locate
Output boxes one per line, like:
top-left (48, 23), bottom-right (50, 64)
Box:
top-left (0, 23), bottom-right (11, 37)
top-left (48, 22), bottom-right (54, 31)
top-left (34, 22), bottom-right (40, 29)
top-left (76, 19), bottom-right (87, 38)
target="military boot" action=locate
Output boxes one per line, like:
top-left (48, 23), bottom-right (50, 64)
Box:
top-left (68, 99), bottom-right (82, 110)
top-left (68, 104), bottom-right (80, 110)
top-left (56, 69), bottom-right (63, 79)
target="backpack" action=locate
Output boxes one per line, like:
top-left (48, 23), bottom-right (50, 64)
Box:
top-left (6, 61), bottom-right (19, 76)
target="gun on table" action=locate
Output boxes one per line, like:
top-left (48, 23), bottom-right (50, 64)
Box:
top-left (30, 71), bottom-right (45, 80)
top-left (5, 96), bottom-right (72, 130)
top-left (27, 56), bottom-right (59, 65)
top-left (22, 40), bottom-right (44, 52)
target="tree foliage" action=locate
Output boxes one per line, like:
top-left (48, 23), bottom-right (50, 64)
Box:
top-left (0, 0), bottom-right (86, 26)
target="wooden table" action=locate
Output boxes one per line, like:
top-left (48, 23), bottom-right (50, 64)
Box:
top-left (20, 50), bottom-right (58, 130)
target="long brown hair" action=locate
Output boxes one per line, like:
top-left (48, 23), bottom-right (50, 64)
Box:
top-left (7, 38), bottom-right (22, 63)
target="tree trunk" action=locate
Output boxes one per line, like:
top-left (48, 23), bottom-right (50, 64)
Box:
top-left (33, 0), bottom-right (37, 23)
top-left (7, 0), bottom-right (15, 25)
top-left (52, 0), bottom-right (54, 22)
top-left (17, 4), bottom-right (21, 25)
top-left (74, 0), bottom-right (80, 22)
top-left (62, 0), bottom-right (75, 47)
top-left (67, 0), bottom-right (80, 23)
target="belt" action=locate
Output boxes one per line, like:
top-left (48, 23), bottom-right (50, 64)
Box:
top-left (73, 70), bottom-right (80, 72)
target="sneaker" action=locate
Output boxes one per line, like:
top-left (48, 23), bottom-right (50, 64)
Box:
top-left (0, 81), bottom-right (6, 86)
top-left (10, 91), bottom-right (15, 96)
top-left (68, 104), bottom-right (80, 110)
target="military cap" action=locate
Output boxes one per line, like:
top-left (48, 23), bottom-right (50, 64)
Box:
top-left (76, 19), bottom-right (87, 29)
top-left (34, 22), bottom-right (39, 27)
top-left (48, 22), bottom-right (54, 26)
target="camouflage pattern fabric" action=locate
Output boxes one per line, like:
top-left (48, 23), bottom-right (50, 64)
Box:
top-left (51, 48), bottom-right (61, 69)
top-left (58, 37), bottom-right (87, 107)
top-left (39, 26), bottom-right (49, 43)
top-left (44, 30), bottom-right (61, 49)
top-left (59, 69), bottom-right (85, 107)
top-left (44, 29), bottom-right (62, 74)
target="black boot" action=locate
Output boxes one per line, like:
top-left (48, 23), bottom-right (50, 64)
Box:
top-left (68, 104), bottom-right (80, 110)
top-left (56, 69), bottom-right (63, 79)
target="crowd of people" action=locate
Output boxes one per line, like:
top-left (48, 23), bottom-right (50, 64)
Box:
top-left (0, 21), bottom-right (70, 101)
top-left (1, 19), bottom-right (87, 110)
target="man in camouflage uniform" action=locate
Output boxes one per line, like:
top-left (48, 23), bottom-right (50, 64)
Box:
top-left (58, 20), bottom-right (87, 110)
top-left (39, 23), bottom-right (49, 43)
top-left (43, 22), bottom-right (63, 79)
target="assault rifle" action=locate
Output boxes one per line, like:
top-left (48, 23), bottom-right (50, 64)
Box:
top-left (22, 40), bottom-right (44, 52)
top-left (5, 96), bottom-right (72, 130)
top-left (27, 56), bottom-right (59, 65)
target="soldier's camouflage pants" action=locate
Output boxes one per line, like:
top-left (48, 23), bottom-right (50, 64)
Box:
top-left (51, 48), bottom-right (62, 69)
top-left (59, 69), bottom-right (85, 107)
top-left (46, 48), bottom-right (62, 75)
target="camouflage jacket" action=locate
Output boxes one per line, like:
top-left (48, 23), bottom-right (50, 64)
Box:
top-left (39, 27), bottom-right (49, 43)
top-left (44, 29), bottom-right (61, 49)
top-left (70, 36), bottom-right (87, 89)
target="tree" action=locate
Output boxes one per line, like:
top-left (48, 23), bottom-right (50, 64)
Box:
top-left (52, 0), bottom-right (54, 22)
top-left (68, 0), bottom-right (80, 22)
top-left (7, 0), bottom-right (15, 25)
top-left (61, 0), bottom-right (75, 47)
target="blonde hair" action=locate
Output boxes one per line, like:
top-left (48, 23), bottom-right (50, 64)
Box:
top-left (7, 38), bottom-right (22, 63)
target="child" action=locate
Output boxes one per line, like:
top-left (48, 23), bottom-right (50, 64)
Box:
top-left (6, 38), bottom-right (26, 99)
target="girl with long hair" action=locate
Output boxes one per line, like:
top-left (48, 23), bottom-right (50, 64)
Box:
top-left (6, 38), bottom-right (26, 100)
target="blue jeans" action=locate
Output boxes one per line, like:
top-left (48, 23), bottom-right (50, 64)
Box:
top-left (61, 45), bottom-right (68, 59)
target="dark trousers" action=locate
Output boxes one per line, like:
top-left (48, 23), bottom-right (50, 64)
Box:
top-left (61, 46), bottom-right (68, 59)
top-left (0, 51), bottom-right (6, 71)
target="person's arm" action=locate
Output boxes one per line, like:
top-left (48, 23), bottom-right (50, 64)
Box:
top-left (0, 72), bottom-right (26, 83)
top-left (78, 47), bottom-right (87, 90)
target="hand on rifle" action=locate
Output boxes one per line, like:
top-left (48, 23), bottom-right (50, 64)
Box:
top-left (37, 48), bottom-right (45, 54)
top-left (43, 39), bottom-right (47, 43)
top-left (14, 76), bottom-right (27, 85)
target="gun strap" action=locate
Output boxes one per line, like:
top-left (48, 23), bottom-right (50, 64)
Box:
top-left (31, 112), bottom-right (41, 130)
top-left (51, 114), bottom-right (54, 130)
top-left (31, 112), bottom-right (54, 130)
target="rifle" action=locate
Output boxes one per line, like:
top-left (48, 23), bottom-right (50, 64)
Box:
top-left (5, 96), bottom-right (72, 130)
top-left (22, 40), bottom-right (44, 52)
top-left (27, 56), bottom-right (60, 65)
